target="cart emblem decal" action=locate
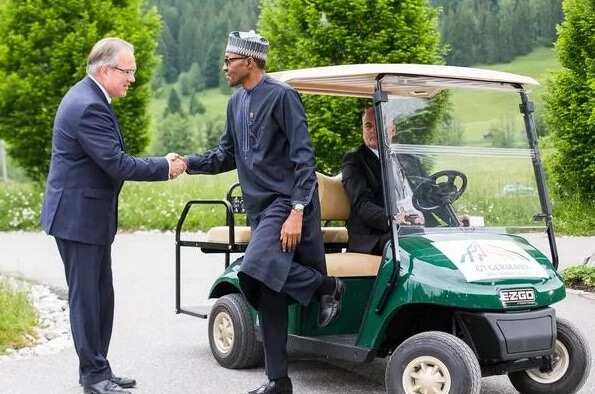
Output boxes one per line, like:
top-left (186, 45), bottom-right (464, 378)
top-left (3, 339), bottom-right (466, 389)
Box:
top-left (431, 239), bottom-right (549, 282)
top-left (500, 288), bottom-right (536, 307)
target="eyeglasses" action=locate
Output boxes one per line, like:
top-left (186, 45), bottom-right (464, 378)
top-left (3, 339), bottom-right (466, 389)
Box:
top-left (223, 56), bottom-right (248, 66)
top-left (111, 66), bottom-right (137, 77)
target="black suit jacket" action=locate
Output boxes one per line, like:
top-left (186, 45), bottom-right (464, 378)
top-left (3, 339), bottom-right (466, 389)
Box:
top-left (342, 145), bottom-right (457, 254)
top-left (342, 144), bottom-right (390, 254)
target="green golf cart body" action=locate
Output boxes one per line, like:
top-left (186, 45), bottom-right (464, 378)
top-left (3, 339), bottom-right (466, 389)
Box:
top-left (175, 64), bottom-right (590, 394)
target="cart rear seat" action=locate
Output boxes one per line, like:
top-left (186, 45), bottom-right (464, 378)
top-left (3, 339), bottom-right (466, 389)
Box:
top-left (204, 173), bottom-right (382, 277)
top-left (206, 173), bottom-right (350, 245)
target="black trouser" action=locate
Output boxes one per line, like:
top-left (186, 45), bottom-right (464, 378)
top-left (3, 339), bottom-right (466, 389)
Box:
top-left (247, 260), bottom-right (324, 380)
top-left (55, 238), bottom-right (114, 385)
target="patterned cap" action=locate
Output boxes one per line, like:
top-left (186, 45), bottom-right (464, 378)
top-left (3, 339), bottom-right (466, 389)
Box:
top-left (225, 30), bottom-right (269, 61)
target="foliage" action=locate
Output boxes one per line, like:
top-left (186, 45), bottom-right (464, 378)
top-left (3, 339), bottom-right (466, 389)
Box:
top-left (178, 62), bottom-right (205, 96)
top-left (484, 117), bottom-right (519, 148)
top-left (561, 265), bottom-right (595, 291)
top-left (433, 116), bottom-right (464, 146)
top-left (432, 0), bottom-right (563, 66)
top-left (189, 93), bottom-right (206, 115)
top-left (0, 280), bottom-right (38, 353)
top-left (551, 195), bottom-right (595, 235)
top-left (149, 0), bottom-right (259, 84)
top-left (200, 115), bottom-right (226, 149)
top-left (153, 113), bottom-right (196, 156)
top-left (0, 0), bottom-right (161, 181)
top-left (543, 0), bottom-right (595, 202)
top-left (0, 181), bottom-right (44, 230)
top-left (259, 0), bottom-right (444, 173)
top-left (164, 87), bottom-right (183, 116)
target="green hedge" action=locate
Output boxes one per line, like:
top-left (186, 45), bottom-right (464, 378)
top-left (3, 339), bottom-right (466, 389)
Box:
top-left (561, 265), bottom-right (595, 292)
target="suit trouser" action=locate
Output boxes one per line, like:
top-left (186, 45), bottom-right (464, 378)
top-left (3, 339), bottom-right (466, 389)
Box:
top-left (55, 238), bottom-right (114, 386)
top-left (256, 260), bottom-right (324, 380)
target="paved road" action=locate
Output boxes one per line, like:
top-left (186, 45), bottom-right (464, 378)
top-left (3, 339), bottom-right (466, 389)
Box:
top-left (0, 231), bottom-right (593, 394)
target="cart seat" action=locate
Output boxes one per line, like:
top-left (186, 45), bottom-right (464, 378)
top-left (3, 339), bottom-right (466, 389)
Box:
top-left (317, 172), bottom-right (350, 246)
top-left (206, 226), bottom-right (252, 244)
top-left (325, 253), bottom-right (382, 277)
top-left (205, 225), bottom-right (348, 244)
top-left (205, 173), bottom-right (350, 245)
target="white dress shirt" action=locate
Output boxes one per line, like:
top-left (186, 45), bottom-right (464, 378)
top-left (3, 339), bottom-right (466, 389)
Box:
top-left (87, 74), bottom-right (112, 104)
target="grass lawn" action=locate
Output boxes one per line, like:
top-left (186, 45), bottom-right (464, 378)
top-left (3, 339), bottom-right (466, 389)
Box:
top-left (450, 47), bottom-right (560, 144)
top-left (0, 280), bottom-right (38, 353)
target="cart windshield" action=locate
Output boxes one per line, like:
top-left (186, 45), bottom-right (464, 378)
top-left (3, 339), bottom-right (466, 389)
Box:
top-left (379, 83), bottom-right (545, 235)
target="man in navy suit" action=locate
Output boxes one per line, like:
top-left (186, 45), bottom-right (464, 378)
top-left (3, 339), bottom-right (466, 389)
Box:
top-left (41, 37), bottom-right (186, 394)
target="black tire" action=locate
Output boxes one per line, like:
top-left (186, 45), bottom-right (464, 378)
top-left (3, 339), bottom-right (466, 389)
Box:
top-left (208, 293), bottom-right (263, 369)
top-left (386, 331), bottom-right (481, 394)
top-left (508, 318), bottom-right (591, 394)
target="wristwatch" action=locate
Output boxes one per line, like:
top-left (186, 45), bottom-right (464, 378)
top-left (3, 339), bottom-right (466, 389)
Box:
top-left (292, 203), bottom-right (305, 212)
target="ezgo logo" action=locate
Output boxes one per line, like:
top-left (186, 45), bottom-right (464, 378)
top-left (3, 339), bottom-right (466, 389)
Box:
top-left (499, 288), bottom-right (536, 306)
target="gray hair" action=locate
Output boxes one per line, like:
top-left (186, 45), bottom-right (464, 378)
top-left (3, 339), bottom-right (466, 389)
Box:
top-left (86, 37), bottom-right (134, 75)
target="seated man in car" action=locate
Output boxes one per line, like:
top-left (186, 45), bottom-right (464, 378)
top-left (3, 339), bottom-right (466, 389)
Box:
top-left (342, 107), bottom-right (424, 255)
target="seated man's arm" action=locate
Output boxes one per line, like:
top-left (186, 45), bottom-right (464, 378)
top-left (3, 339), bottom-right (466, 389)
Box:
top-left (342, 153), bottom-right (390, 232)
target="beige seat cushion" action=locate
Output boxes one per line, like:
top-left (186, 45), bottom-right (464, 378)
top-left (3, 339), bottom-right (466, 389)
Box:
top-left (317, 173), bottom-right (351, 220)
top-left (325, 253), bottom-right (382, 277)
top-left (206, 226), bottom-right (251, 244)
top-left (206, 226), bottom-right (347, 245)
top-left (321, 227), bottom-right (348, 243)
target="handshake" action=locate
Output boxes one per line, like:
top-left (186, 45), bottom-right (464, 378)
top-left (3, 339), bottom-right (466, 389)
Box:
top-left (166, 153), bottom-right (188, 179)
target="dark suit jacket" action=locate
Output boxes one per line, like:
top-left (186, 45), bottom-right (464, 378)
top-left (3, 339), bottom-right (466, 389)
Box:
top-left (342, 144), bottom-right (390, 254)
top-left (41, 76), bottom-right (169, 245)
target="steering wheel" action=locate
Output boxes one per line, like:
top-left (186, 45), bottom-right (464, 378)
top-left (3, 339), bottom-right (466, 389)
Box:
top-left (412, 170), bottom-right (467, 212)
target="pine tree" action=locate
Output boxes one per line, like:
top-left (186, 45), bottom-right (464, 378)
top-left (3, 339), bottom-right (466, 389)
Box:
top-left (165, 88), bottom-right (183, 116)
top-left (189, 93), bottom-right (206, 115)
top-left (0, 0), bottom-right (160, 180)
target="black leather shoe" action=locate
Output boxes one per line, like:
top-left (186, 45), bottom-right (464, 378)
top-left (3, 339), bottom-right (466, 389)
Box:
top-left (318, 277), bottom-right (345, 327)
top-left (110, 375), bottom-right (136, 389)
top-left (83, 379), bottom-right (131, 394)
top-left (247, 377), bottom-right (293, 394)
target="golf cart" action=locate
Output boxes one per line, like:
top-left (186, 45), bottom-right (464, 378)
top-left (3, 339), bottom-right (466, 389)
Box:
top-left (174, 64), bottom-right (591, 394)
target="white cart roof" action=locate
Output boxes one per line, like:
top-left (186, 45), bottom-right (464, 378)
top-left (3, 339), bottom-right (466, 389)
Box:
top-left (268, 64), bottom-right (539, 98)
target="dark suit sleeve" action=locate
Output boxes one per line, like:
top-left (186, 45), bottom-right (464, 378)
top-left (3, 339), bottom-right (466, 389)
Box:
top-left (342, 152), bottom-right (390, 232)
top-left (186, 101), bottom-right (236, 174)
top-left (77, 104), bottom-right (169, 182)
top-left (276, 89), bottom-right (316, 207)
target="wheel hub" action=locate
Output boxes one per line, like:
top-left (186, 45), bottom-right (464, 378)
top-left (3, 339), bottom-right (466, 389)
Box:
top-left (403, 355), bottom-right (452, 394)
top-left (213, 311), bottom-right (234, 355)
top-left (526, 339), bottom-right (570, 384)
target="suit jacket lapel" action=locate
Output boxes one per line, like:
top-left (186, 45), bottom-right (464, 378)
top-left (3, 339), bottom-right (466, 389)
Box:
top-left (108, 105), bottom-right (126, 151)
top-left (83, 76), bottom-right (126, 150)
top-left (361, 145), bottom-right (381, 191)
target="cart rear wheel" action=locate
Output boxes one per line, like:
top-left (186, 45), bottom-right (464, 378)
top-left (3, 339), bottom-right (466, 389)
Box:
top-left (508, 318), bottom-right (590, 394)
top-left (386, 331), bottom-right (481, 394)
top-left (208, 293), bottom-right (263, 369)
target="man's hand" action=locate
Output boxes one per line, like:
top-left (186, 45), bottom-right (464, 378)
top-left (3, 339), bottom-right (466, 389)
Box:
top-left (280, 209), bottom-right (303, 252)
top-left (166, 152), bottom-right (187, 179)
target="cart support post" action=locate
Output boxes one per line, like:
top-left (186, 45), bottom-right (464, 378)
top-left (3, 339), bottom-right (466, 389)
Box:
top-left (519, 91), bottom-right (559, 269)
top-left (373, 78), bottom-right (401, 314)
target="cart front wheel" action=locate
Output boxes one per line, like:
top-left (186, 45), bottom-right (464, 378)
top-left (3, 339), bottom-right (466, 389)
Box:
top-left (208, 293), bottom-right (263, 369)
top-left (508, 318), bottom-right (591, 394)
top-left (386, 331), bottom-right (481, 394)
